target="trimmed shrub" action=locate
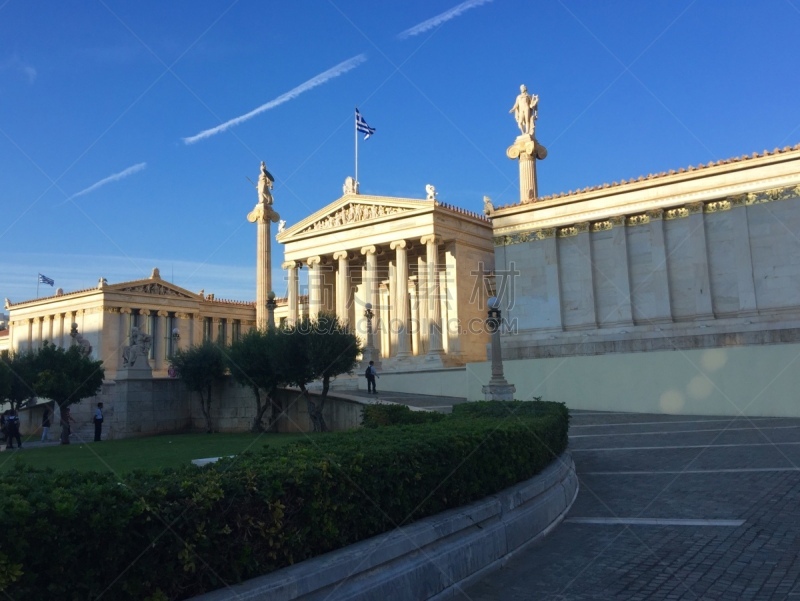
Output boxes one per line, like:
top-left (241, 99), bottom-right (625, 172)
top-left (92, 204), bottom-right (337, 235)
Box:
top-left (0, 402), bottom-right (569, 600)
top-left (361, 403), bottom-right (446, 428)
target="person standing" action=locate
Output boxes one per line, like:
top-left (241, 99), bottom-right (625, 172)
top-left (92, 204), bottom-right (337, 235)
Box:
top-left (41, 407), bottom-right (51, 442)
top-left (6, 410), bottom-right (22, 449)
top-left (365, 361), bottom-right (378, 394)
top-left (93, 402), bottom-right (104, 442)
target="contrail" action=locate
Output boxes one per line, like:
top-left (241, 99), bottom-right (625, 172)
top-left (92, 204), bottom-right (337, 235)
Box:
top-left (397, 0), bottom-right (493, 39)
top-left (63, 162), bottom-right (147, 203)
top-left (183, 54), bottom-right (367, 145)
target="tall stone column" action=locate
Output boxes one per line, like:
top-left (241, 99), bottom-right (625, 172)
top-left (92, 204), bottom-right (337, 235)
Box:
top-left (282, 261), bottom-right (300, 325)
top-left (421, 235), bottom-right (444, 359)
top-left (648, 209), bottom-right (673, 323)
top-left (417, 255), bottom-right (429, 353)
top-left (157, 310), bottom-right (169, 369)
top-left (507, 135), bottom-right (547, 203)
top-left (361, 246), bottom-right (381, 358)
top-left (390, 240), bottom-right (411, 358)
top-left (379, 283), bottom-right (390, 357)
top-left (409, 279), bottom-right (419, 355)
top-left (307, 256), bottom-right (322, 319)
top-left (333, 251), bottom-right (351, 325)
top-left (247, 162), bottom-right (280, 330)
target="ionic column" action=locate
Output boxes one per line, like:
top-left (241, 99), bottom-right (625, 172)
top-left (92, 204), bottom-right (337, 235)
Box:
top-left (58, 313), bottom-right (67, 347)
top-left (118, 308), bottom-right (132, 365)
top-left (333, 251), bottom-right (351, 325)
top-left (282, 261), bottom-right (300, 325)
top-left (307, 256), bottom-right (322, 319)
top-left (46, 315), bottom-right (54, 344)
top-left (421, 235), bottom-right (444, 356)
top-left (361, 246), bottom-right (381, 358)
top-left (157, 310), bottom-right (169, 369)
top-left (26, 319), bottom-right (33, 351)
top-left (417, 255), bottom-right (429, 353)
top-left (379, 283), bottom-right (390, 356)
top-left (506, 134), bottom-right (546, 204)
top-left (176, 312), bottom-right (191, 355)
top-left (36, 317), bottom-right (44, 349)
top-left (409, 278), bottom-right (419, 355)
top-left (391, 240), bottom-right (411, 357)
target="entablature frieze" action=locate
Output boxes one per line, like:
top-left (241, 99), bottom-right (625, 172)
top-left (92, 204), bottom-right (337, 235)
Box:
top-left (494, 183), bottom-right (800, 247)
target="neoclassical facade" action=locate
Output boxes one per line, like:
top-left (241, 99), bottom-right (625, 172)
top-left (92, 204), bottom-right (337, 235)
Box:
top-left (277, 192), bottom-right (494, 366)
top-left (4, 269), bottom-right (262, 379)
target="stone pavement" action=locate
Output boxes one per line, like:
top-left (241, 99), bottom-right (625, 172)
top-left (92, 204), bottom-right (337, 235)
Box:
top-left (460, 410), bottom-right (800, 600)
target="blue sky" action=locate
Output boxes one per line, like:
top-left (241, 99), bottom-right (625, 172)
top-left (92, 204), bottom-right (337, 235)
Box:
top-left (2, 0), bottom-right (800, 305)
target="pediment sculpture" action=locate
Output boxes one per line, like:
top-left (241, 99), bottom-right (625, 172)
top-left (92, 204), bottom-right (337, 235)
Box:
top-left (117, 283), bottom-right (194, 298)
top-left (299, 203), bottom-right (410, 234)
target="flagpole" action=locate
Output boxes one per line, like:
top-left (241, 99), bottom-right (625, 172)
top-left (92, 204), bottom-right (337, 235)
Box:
top-left (37, 276), bottom-right (40, 299)
top-left (354, 108), bottom-right (359, 186)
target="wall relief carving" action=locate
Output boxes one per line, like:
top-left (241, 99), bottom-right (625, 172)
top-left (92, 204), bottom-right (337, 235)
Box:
top-left (117, 283), bottom-right (194, 298)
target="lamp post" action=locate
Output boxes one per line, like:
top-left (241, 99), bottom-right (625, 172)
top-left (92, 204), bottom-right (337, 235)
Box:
top-left (481, 296), bottom-right (516, 401)
top-left (266, 290), bottom-right (277, 330)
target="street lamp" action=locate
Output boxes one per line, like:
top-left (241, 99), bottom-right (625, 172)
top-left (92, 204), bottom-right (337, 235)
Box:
top-left (481, 296), bottom-right (516, 401)
top-left (266, 290), bottom-right (277, 330)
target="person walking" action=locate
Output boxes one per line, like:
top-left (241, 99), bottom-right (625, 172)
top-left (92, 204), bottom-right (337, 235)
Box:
top-left (93, 402), bottom-right (104, 442)
top-left (41, 407), bottom-right (51, 442)
top-left (365, 361), bottom-right (378, 394)
top-left (6, 410), bottom-right (22, 449)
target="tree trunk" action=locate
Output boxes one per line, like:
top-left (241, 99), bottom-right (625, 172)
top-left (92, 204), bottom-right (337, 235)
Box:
top-left (302, 385), bottom-right (324, 433)
top-left (200, 386), bottom-right (213, 433)
top-left (317, 377), bottom-right (330, 432)
top-left (266, 387), bottom-right (282, 433)
top-left (58, 401), bottom-right (71, 445)
top-left (251, 388), bottom-right (268, 433)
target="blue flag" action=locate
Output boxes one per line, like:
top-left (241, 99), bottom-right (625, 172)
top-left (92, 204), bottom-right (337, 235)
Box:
top-left (356, 108), bottom-right (375, 140)
top-left (38, 273), bottom-right (54, 286)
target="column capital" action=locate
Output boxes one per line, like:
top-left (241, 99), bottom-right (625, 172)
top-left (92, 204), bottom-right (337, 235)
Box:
top-left (333, 250), bottom-right (352, 261)
top-left (390, 239), bottom-right (410, 251)
top-left (361, 245), bottom-right (378, 256)
top-left (119, 307), bottom-right (133, 315)
top-left (307, 256), bottom-right (322, 267)
top-left (282, 260), bottom-right (301, 270)
top-left (420, 235), bottom-right (441, 246)
top-left (157, 310), bottom-right (169, 318)
top-left (140, 309), bottom-right (151, 316)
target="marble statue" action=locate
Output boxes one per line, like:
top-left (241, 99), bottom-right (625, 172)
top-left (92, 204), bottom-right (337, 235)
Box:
top-left (343, 176), bottom-right (359, 195)
top-left (278, 219), bottom-right (286, 233)
top-left (122, 326), bottom-right (152, 368)
top-left (69, 323), bottom-right (92, 357)
top-left (510, 84), bottom-right (539, 135)
top-left (257, 161), bottom-right (275, 205)
top-left (483, 196), bottom-right (494, 215)
top-left (426, 184), bottom-right (437, 200)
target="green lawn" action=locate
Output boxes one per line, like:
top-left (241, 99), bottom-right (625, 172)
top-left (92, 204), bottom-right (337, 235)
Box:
top-left (0, 432), bottom-right (312, 474)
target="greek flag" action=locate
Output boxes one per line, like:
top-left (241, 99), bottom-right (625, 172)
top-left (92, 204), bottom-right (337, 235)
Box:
top-left (355, 108), bottom-right (375, 140)
top-left (38, 273), bottom-right (54, 286)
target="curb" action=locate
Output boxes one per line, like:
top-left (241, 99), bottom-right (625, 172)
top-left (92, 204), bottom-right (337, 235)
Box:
top-left (192, 452), bottom-right (577, 601)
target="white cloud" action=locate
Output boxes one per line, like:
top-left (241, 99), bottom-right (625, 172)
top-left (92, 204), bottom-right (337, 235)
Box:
top-left (0, 54), bottom-right (37, 83)
top-left (183, 54), bottom-right (367, 144)
top-left (63, 162), bottom-right (147, 203)
top-left (397, 0), bottom-right (493, 39)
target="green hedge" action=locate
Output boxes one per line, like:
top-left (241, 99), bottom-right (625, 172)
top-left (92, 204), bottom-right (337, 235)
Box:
top-left (361, 402), bottom-right (447, 428)
top-left (0, 401), bottom-right (569, 600)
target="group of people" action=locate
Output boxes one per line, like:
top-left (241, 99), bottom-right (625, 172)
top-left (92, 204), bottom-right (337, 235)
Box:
top-left (0, 409), bottom-right (23, 449)
top-left (1, 402), bottom-right (105, 448)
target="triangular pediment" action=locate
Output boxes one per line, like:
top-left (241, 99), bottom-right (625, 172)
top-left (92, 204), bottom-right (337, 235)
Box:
top-left (278, 194), bottom-right (434, 242)
top-left (107, 279), bottom-right (199, 299)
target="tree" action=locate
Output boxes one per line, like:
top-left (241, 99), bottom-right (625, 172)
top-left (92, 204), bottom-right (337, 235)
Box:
top-left (281, 312), bottom-right (361, 432)
top-left (171, 341), bottom-right (226, 433)
top-left (226, 328), bottom-right (282, 432)
top-left (31, 342), bottom-right (105, 444)
top-left (0, 351), bottom-right (39, 411)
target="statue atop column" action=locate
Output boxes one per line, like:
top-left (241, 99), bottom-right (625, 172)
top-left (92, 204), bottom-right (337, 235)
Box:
top-left (509, 84), bottom-right (539, 135)
top-left (507, 84), bottom-right (547, 204)
top-left (257, 161), bottom-right (275, 205)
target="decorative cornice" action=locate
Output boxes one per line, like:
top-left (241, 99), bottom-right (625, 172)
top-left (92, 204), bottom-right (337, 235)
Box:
top-left (626, 213), bottom-right (650, 226)
top-left (664, 207), bottom-right (689, 220)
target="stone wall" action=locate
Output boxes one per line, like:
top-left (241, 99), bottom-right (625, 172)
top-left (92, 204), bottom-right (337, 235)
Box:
top-left (18, 377), bottom-right (365, 440)
top-left (494, 188), bottom-right (800, 358)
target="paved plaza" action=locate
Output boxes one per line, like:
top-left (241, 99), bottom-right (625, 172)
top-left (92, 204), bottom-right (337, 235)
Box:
top-left (458, 410), bottom-right (800, 600)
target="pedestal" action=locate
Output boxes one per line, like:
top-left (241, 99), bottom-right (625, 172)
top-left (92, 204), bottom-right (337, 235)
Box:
top-left (482, 381), bottom-right (516, 402)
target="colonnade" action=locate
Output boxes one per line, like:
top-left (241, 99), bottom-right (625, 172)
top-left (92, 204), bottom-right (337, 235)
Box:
top-left (282, 235), bottom-right (449, 361)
